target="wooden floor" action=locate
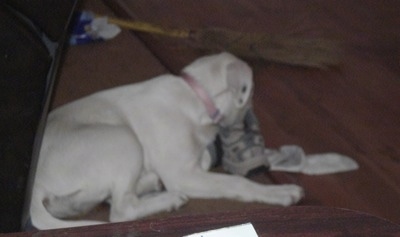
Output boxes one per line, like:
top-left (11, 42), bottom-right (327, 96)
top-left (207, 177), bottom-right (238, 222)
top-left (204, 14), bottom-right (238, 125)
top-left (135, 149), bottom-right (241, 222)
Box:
top-left (53, 0), bottom-right (400, 224)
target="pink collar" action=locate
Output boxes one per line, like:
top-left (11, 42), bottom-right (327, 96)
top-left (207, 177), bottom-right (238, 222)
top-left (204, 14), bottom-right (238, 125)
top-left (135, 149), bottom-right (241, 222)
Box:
top-left (181, 72), bottom-right (223, 124)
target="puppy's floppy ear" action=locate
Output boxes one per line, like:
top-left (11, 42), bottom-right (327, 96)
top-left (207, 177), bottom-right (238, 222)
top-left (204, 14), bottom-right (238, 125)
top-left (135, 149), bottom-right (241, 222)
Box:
top-left (226, 60), bottom-right (253, 108)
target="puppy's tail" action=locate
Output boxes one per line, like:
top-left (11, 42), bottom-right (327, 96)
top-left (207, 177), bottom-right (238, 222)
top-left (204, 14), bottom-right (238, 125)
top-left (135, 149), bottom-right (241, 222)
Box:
top-left (30, 187), bottom-right (106, 230)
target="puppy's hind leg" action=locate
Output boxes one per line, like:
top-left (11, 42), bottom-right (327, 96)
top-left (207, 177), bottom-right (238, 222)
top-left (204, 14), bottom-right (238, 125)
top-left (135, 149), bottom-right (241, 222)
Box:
top-left (136, 172), bottom-right (163, 196)
top-left (44, 189), bottom-right (107, 219)
top-left (109, 190), bottom-right (188, 223)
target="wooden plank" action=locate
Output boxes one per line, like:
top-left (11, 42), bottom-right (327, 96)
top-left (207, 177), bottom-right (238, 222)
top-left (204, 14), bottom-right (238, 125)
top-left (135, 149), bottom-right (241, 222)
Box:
top-left (254, 64), bottom-right (400, 221)
top-left (10, 207), bottom-right (400, 236)
top-left (52, 0), bottom-right (168, 108)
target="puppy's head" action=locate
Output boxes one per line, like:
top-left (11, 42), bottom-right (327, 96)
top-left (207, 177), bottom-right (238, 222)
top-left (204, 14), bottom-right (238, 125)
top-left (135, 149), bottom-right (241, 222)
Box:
top-left (182, 52), bottom-right (253, 127)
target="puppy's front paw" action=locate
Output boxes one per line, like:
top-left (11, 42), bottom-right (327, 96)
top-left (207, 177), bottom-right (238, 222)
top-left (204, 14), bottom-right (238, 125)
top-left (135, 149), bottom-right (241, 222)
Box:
top-left (166, 192), bottom-right (189, 211)
top-left (261, 184), bottom-right (304, 206)
top-left (276, 184), bottom-right (304, 206)
top-left (287, 184), bottom-right (304, 205)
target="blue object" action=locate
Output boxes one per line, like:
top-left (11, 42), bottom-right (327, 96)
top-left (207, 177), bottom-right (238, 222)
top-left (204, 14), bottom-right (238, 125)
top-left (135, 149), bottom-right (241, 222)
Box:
top-left (69, 11), bottom-right (103, 45)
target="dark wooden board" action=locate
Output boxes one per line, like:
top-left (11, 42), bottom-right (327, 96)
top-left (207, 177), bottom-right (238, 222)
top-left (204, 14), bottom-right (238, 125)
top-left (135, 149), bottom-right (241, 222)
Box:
top-left (8, 207), bottom-right (400, 236)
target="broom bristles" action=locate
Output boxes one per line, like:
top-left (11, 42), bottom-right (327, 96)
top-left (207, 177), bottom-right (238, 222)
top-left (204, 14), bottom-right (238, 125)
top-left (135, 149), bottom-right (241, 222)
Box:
top-left (191, 28), bottom-right (342, 69)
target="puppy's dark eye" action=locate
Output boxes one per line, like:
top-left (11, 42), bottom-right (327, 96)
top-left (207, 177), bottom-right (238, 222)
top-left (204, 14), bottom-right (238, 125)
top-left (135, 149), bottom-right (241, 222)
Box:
top-left (241, 85), bottom-right (247, 93)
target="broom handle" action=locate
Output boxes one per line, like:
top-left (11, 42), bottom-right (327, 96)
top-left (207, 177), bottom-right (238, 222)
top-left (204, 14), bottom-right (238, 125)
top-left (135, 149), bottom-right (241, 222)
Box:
top-left (103, 15), bottom-right (340, 68)
top-left (106, 16), bottom-right (191, 38)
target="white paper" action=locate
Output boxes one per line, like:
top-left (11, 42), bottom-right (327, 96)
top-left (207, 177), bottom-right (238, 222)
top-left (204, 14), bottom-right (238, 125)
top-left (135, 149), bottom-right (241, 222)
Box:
top-left (184, 223), bottom-right (258, 237)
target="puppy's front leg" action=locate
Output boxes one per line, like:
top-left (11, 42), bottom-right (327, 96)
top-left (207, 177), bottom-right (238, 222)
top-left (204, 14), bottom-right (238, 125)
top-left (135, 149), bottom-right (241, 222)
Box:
top-left (163, 168), bottom-right (303, 206)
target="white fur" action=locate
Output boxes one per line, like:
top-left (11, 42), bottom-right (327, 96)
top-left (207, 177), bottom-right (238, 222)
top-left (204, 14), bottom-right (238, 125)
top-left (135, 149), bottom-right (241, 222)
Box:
top-left (30, 52), bottom-right (303, 230)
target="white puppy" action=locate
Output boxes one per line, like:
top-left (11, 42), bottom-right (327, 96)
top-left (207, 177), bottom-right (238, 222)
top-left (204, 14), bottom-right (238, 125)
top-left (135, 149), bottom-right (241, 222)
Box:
top-left (30, 52), bottom-right (303, 230)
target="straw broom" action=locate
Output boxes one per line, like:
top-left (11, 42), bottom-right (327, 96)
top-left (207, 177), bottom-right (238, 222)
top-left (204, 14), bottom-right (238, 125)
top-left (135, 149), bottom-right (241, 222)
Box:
top-left (106, 16), bottom-right (341, 69)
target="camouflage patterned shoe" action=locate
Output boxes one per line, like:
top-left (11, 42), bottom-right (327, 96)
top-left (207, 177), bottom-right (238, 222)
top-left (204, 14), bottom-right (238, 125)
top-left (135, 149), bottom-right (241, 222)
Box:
top-left (219, 109), bottom-right (270, 176)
